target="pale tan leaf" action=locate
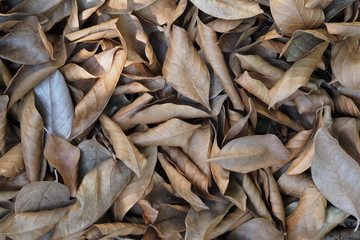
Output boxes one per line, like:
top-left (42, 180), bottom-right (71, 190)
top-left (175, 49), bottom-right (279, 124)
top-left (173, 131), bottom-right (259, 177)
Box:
top-left (129, 118), bottom-right (200, 147)
top-left (0, 207), bottom-right (69, 240)
top-left (70, 49), bottom-right (126, 139)
top-left (270, 0), bottom-right (324, 36)
top-left (285, 130), bottom-right (313, 156)
top-left (163, 146), bottom-right (210, 196)
top-left (227, 218), bottom-right (284, 240)
top-left (315, 206), bottom-right (350, 239)
top-left (331, 37), bottom-right (360, 91)
top-left (235, 54), bottom-right (284, 88)
top-left (277, 173), bottom-right (315, 198)
top-left (326, 22), bottom-right (360, 37)
top-left (224, 176), bottom-right (247, 211)
top-left (100, 114), bottom-right (145, 177)
top-left (0, 144), bottom-right (24, 178)
top-left (286, 141), bottom-right (315, 175)
top-left (52, 159), bottom-right (132, 239)
top-left (209, 135), bottom-right (290, 173)
top-left (15, 181), bottom-right (70, 213)
top-left (190, 0), bottom-right (263, 20)
top-left (286, 187), bottom-right (327, 240)
top-left (269, 42), bottom-right (328, 108)
top-left (206, 19), bottom-right (243, 33)
top-left (100, 0), bottom-right (157, 14)
top-left (44, 134), bottom-right (80, 197)
top-left (112, 146), bottom-right (157, 221)
top-left (163, 25), bottom-right (210, 110)
top-left (82, 47), bottom-right (118, 78)
top-left (158, 153), bottom-right (208, 211)
top-left (137, 0), bottom-right (177, 25)
top-left (312, 127), bottom-right (360, 230)
top-left (197, 19), bottom-right (244, 110)
top-left (235, 71), bottom-right (271, 105)
top-left (333, 95), bottom-right (360, 118)
top-left (294, 91), bottom-right (333, 115)
top-left (20, 91), bottom-right (44, 182)
top-left (0, 16), bottom-right (53, 65)
top-left (85, 223), bottom-right (147, 240)
top-left (128, 95), bottom-right (226, 125)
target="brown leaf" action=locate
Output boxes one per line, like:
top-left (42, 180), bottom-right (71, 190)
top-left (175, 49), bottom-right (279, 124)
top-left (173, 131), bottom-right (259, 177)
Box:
top-left (129, 118), bottom-right (200, 147)
top-left (44, 134), bottom-right (80, 197)
top-left (190, 0), bottom-right (263, 20)
top-left (100, 114), bottom-right (145, 177)
top-left (112, 146), bottom-right (157, 221)
top-left (332, 37), bottom-right (360, 91)
top-left (226, 218), bottom-right (284, 240)
top-left (77, 137), bottom-right (112, 183)
top-left (315, 206), bottom-right (350, 239)
top-left (0, 16), bottom-right (53, 65)
top-left (277, 173), bottom-right (315, 198)
top-left (163, 25), bottom-right (210, 110)
top-left (286, 187), bottom-right (327, 240)
top-left (333, 94), bottom-right (360, 118)
top-left (326, 22), bottom-right (360, 37)
top-left (81, 47), bottom-right (118, 77)
top-left (163, 146), bottom-right (210, 197)
top-left (158, 153), bottom-right (208, 211)
top-left (286, 141), bottom-right (315, 175)
top-left (269, 42), bottom-right (328, 108)
top-left (52, 159), bottom-right (132, 239)
top-left (197, 19), bottom-right (244, 110)
top-left (85, 223), bottom-right (147, 240)
top-left (235, 71), bottom-right (271, 105)
top-left (270, 0), bottom-right (324, 36)
top-left (137, 0), bottom-right (177, 26)
top-left (100, 0), bottom-right (157, 14)
top-left (15, 181), bottom-right (70, 213)
top-left (224, 176), bottom-right (247, 211)
top-left (0, 95), bottom-right (8, 155)
top-left (0, 144), bottom-right (24, 178)
top-left (0, 207), bottom-right (69, 240)
top-left (312, 127), bottom-right (360, 230)
top-left (70, 49), bottom-right (126, 139)
top-left (20, 91), bottom-right (44, 182)
top-left (209, 135), bottom-right (290, 173)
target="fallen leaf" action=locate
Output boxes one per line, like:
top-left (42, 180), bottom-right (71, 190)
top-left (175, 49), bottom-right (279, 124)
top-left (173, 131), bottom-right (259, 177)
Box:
top-left (44, 134), bottom-right (80, 197)
top-left (209, 134), bottom-right (290, 173)
top-left (312, 127), bottom-right (360, 230)
top-left (163, 25), bottom-right (210, 110)
top-left (34, 70), bottom-right (74, 139)
top-left (0, 144), bottom-right (24, 178)
top-left (15, 181), bottom-right (70, 213)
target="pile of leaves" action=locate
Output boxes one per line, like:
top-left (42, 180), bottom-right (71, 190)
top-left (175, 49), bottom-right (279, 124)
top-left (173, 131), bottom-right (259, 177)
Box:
top-left (0, 0), bottom-right (360, 239)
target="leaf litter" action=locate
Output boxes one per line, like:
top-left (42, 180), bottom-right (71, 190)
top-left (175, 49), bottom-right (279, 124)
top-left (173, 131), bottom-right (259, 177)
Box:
top-left (0, 0), bottom-right (359, 239)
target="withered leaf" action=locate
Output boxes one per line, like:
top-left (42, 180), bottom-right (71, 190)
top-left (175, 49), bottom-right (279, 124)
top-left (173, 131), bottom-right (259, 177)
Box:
top-left (312, 127), bottom-right (360, 230)
top-left (44, 134), bottom-right (80, 197)
top-left (0, 95), bottom-right (8, 155)
top-left (0, 144), bottom-right (24, 178)
top-left (70, 49), bottom-right (126, 139)
top-left (158, 153), bottom-right (208, 212)
top-left (0, 16), bottom-right (53, 65)
top-left (270, 0), bottom-right (324, 36)
top-left (20, 91), bottom-right (44, 182)
top-left (190, 0), bottom-right (263, 20)
top-left (34, 70), bottom-right (74, 140)
top-left (85, 223), bottom-right (147, 240)
top-left (209, 135), bottom-right (290, 173)
top-left (100, 114), bottom-right (145, 177)
top-left (52, 159), bottom-right (132, 239)
top-left (129, 118), bottom-right (200, 147)
top-left (163, 25), bottom-right (210, 110)
top-left (15, 181), bottom-right (70, 213)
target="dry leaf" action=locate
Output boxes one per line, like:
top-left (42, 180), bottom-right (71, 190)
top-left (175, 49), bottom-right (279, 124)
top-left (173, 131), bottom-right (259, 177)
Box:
top-left (44, 134), bottom-right (80, 197)
top-left (20, 91), bottom-right (44, 182)
top-left (15, 181), bottom-right (70, 213)
top-left (163, 25), bottom-right (210, 110)
top-left (190, 0), bottom-right (263, 20)
top-left (270, 0), bottom-right (324, 36)
top-left (34, 70), bottom-right (74, 139)
top-left (209, 134), bottom-right (290, 173)
top-left (129, 118), bottom-right (200, 147)
top-left (52, 159), bottom-right (132, 239)
top-left (0, 144), bottom-right (24, 178)
top-left (312, 127), bottom-right (360, 230)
